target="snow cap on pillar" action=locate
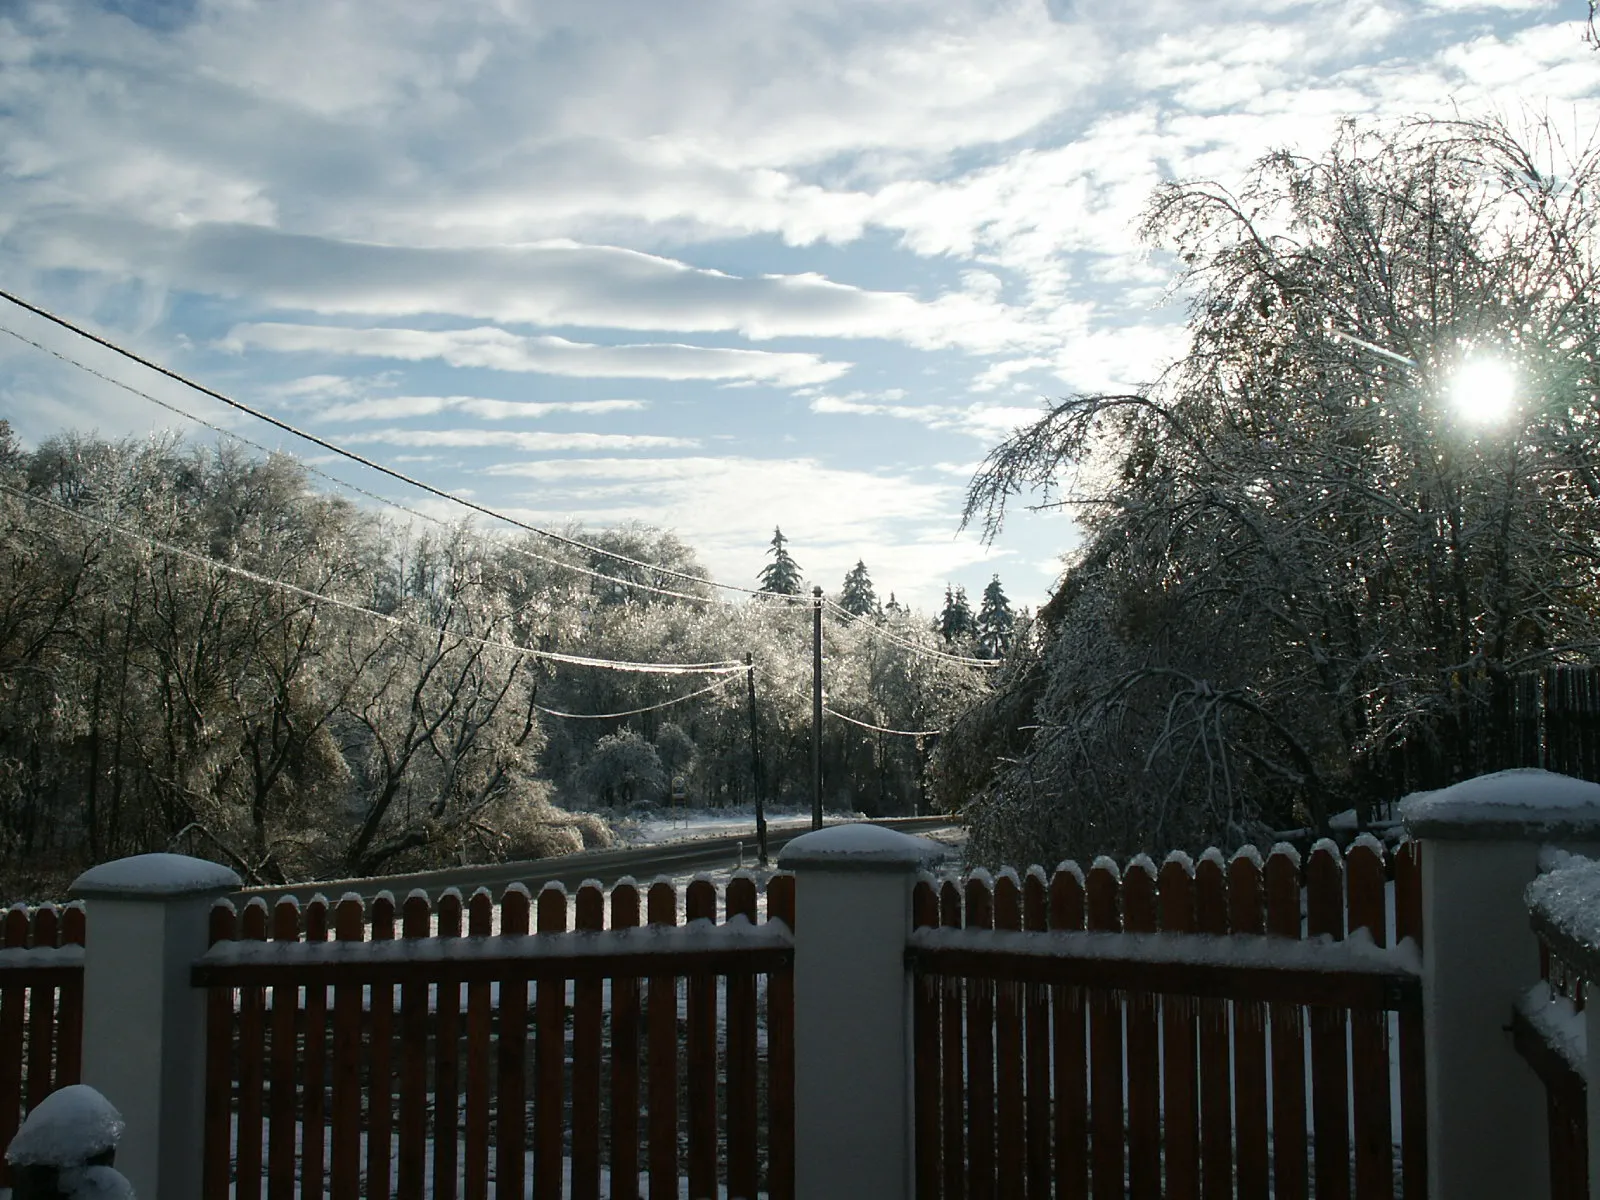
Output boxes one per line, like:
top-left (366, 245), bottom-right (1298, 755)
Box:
top-left (778, 823), bottom-right (942, 871)
top-left (1400, 768), bottom-right (1600, 841)
top-left (70, 853), bottom-right (240, 898)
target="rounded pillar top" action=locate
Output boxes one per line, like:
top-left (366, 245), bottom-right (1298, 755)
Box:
top-left (777, 823), bottom-right (942, 872)
top-left (1400, 768), bottom-right (1600, 841)
top-left (71, 853), bottom-right (241, 899)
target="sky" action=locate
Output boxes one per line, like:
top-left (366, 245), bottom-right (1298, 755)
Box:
top-left (0, 0), bottom-right (1596, 614)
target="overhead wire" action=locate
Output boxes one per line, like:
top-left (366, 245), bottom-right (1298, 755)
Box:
top-left (0, 480), bottom-right (745, 676)
top-left (0, 319), bottom-right (732, 608)
top-left (822, 597), bottom-right (1000, 668)
top-left (823, 705), bottom-right (943, 738)
top-left (533, 674), bottom-right (743, 720)
top-left (0, 288), bottom-right (773, 598)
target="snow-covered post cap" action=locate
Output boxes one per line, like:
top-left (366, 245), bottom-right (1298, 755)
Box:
top-left (6, 1084), bottom-right (135, 1200)
top-left (69, 853), bottom-right (240, 899)
top-left (777, 823), bottom-right (943, 871)
top-left (1399, 769), bottom-right (1600, 842)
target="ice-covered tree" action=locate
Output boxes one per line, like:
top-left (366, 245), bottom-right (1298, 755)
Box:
top-left (757, 527), bottom-right (804, 595)
top-left (838, 560), bottom-right (879, 617)
top-left (974, 575), bottom-right (1014, 659)
top-left (938, 585), bottom-right (976, 644)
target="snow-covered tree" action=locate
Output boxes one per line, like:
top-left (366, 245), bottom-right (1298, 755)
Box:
top-left (938, 585), bottom-right (977, 644)
top-left (838, 560), bottom-right (879, 617)
top-left (974, 575), bottom-right (1014, 659)
top-left (757, 527), bottom-right (804, 595)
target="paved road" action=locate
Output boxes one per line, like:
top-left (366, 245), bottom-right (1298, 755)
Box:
top-left (239, 815), bottom-right (961, 905)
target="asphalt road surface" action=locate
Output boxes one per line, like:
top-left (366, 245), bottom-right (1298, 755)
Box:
top-left (240, 815), bottom-right (962, 906)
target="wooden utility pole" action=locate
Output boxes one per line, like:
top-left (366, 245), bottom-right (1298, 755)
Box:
top-left (746, 652), bottom-right (768, 865)
top-left (812, 585), bottom-right (823, 830)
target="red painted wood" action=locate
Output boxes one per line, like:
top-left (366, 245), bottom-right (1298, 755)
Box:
top-left (496, 886), bottom-right (530, 1200)
top-left (610, 882), bottom-right (642, 1200)
top-left (433, 890), bottom-right (463, 1200)
top-left (1228, 855), bottom-right (1269, 1200)
top-left (534, 885), bottom-right (566, 1200)
top-left (1022, 871), bottom-right (1051, 1200)
top-left (940, 880), bottom-right (966, 1200)
top-left (913, 880), bottom-right (941, 1200)
top-left (397, 892), bottom-right (431, 1200)
top-left (1122, 860), bottom-right (1161, 1200)
top-left (236, 900), bottom-right (270, 1200)
top-left (767, 873), bottom-right (797, 1200)
top-left (302, 896), bottom-right (330, 1200)
top-left (647, 881), bottom-right (679, 1200)
top-left (1085, 863), bottom-right (1124, 1200)
top-left (201, 902), bottom-right (236, 1200)
top-left (463, 889), bottom-right (493, 1200)
top-left (1307, 844), bottom-right (1351, 1200)
top-left (1051, 866), bottom-right (1089, 1200)
top-left (726, 875), bottom-right (761, 1200)
top-left (1195, 855), bottom-right (1232, 1200)
top-left (1393, 841), bottom-right (1428, 1200)
top-left (1347, 841), bottom-right (1394, 1200)
top-left (994, 873), bottom-right (1025, 1200)
top-left (1265, 850), bottom-right (1308, 1200)
top-left (965, 875), bottom-right (996, 1200)
top-left (686, 878), bottom-right (719, 1200)
top-left (1159, 857), bottom-right (1199, 1200)
top-left (330, 895), bottom-right (364, 1200)
top-left (366, 893), bottom-right (397, 1200)
top-left (53, 905), bottom-right (84, 1087)
top-left (571, 883), bottom-right (605, 1200)
top-left (25, 906), bottom-right (57, 1111)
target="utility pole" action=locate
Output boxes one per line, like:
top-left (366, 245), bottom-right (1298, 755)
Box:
top-left (746, 652), bottom-right (768, 865)
top-left (812, 584), bottom-right (823, 830)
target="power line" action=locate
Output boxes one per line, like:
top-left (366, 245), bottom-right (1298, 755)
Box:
top-left (0, 288), bottom-right (773, 598)
top-left (823, 705), bottom-right (942, 738)
top-left (0, 480), bottom-right (745, 676)
top-left (0, 320), bottom-right (732, 608)
top-left (822, 597), bottom-right (999, 668)
top-left (534, 674), bottom-right (743, 720)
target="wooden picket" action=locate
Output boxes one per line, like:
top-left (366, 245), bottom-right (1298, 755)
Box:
top-left (194, 875), bottom-right (797, 1200)
top-left (910, 839), bottom-right (1427, 1200)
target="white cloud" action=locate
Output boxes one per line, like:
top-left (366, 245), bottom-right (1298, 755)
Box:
top-left (222, 323), bottom-right (852, 385)
top-left (343, 428), bottom-right (696, 452)
top-left (312, 394), bottom-right (647, 422)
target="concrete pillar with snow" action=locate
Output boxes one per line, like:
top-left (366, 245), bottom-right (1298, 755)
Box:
top-left (778, 824), bottom-right (939, 1200)
top-left (1400, 768), bottom-right (1600, 1200)
top-left (70, 853), bottom-right (240, 1200)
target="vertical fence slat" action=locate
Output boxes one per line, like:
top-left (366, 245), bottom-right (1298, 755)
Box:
top-left (235, 900), bottom-right (269, 1200)
top-left (1051, 865), bottom-right (1089, 1200)
top-left (1159, 855), bottom-right (1200, 1200)
top-left (1086, 860), bottom-right (1124, 1200)
top-left (302, 895), bottom-right (330, 1200)
top-left (433, 889), bottom-right (463, 1200)
top-left (571, 882), bottom-right (605, 1200)
top-left (1394, 840), bottom-right (1428, 1200)
top-left (686, 877), bottom-right (719, 1200)
top-left (994, 872), bottom-right (1025, 1200)
top-left (1229, 852), bottom-right (1270, 1200)
top-left (367, 893), bottom-right (397, 1200)
top-left (1348, 839), bottom-right (1394, 1200)
top-left (647, 880), bottom-right (680, 1200)
top-left (463, 889), bottom-right (493, 1200)
top-left (727, 875), bottom-right (761, 1200)
top-left (25, 906), bottom-right (57, 1112)
top-left (330, 895), bottom-right (364, 1200)
top-left (913, 879), bottom-right (942, 1200)
top-left (611, 881), bottom-right (643, 1200)
top-left (767, 872), bottom-right (797, 1200)
top-left (1266, 848), bottom-right (1309, 1200)
top-left (1195, 851), bottom-right (1233, 1200)
top-left (53, 904), bottom-right (84, 1087)
top-left (497, 885), bottom-right (531, 1200)
top-left (1023, 869), bottom-right (1051, 1200)
top-left (397, 892), bottom-right (431, 1200)
top-left (939, 880), bottom-right (966, 1200)
top-left (965, 873), bottom-right (997, 1200)
top-left (535, 885), bottom-right (567, 1200)
top-left (266, 899), bottom-right (301, 1200)
top-left (1308, 842), bottom-right (1351, 1200)
top-left (0, 906), bottom-right (29, 1192)
top-left (1123, 858), bottom-right (1161, 1200)
top-left (202, 901), bottom-right (237, 1200)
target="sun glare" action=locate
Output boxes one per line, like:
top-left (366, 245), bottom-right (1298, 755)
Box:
top-left (1448, 358), bottom-right (1517, 426)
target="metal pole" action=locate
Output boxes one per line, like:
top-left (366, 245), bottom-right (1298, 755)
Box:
top-left (746, 652), bottom-right (768, 865)
top-left (812, 584), bottom-right (823, 830)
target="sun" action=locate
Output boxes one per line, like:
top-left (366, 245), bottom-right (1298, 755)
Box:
top-left (1448, 358), bottom-right (1517, 426)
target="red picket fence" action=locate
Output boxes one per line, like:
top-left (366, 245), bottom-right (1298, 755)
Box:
top-left (0, 902), bottom-right (86, 1189)
top-left (192, 875), bottom-right (796, 1200)
top-left (1519, 894), bottom-right (1590, 1200)
top-left (908, 840), bottom-right (1427, 1200)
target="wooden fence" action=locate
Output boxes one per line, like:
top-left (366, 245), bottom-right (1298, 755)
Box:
top-left (1520, 872), bottom-right (1591, 1200)
top-left (0, 901), bottom-right (85, 1190)
top-left (192, 876), bottom-right (795, 1200)
top-left (908, 840), bottom-right (1426, 1200)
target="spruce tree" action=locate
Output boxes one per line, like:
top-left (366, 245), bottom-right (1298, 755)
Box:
top-left (838, 560), bottom-right (879, 617)
top-left (757, 526), bottom-right (804, 595)
top-left (975, 574), bottom-right (1015, 658)
top-left (938, 584), bottom-right (977, 643)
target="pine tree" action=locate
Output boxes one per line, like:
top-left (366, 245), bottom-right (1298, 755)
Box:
top-left (975, 574), bottom-right (1015, 658)
top-left (938, 584), bottom-right (976, 643)
top-left (838, 560), bottom-right (879, 617)
top-left (758, 526), bottom-right (804, 595)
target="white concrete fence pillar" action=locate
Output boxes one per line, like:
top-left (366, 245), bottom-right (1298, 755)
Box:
top-left (778, 824), bottom-right (939, 1200)
top-left (70, 853), bottom-right (241, 1200)
top-left (1400, 768), bottom-right (1600, 1200)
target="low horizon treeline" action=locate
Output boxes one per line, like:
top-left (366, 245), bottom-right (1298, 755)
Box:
top-left (0, 423), bottom-right (998, 897)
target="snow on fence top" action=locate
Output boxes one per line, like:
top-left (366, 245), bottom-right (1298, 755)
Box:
top-left (1401, 768), bottom-right (1600, 840)
top-left (1528, 852), bottom-right (1600, 979)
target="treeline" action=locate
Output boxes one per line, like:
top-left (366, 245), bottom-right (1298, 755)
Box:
top-left (0, 425), bottom-right (989, 895)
